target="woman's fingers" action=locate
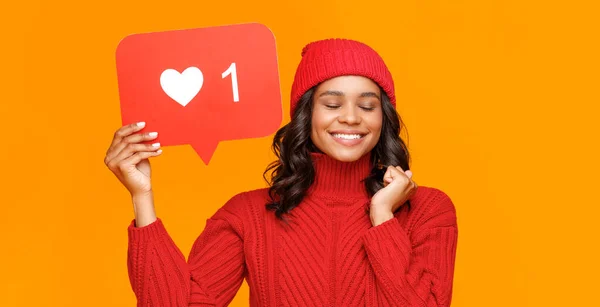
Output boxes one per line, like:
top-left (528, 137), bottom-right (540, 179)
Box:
top-left (383, 165), bottom-right (405, 186)
top-left (106, 131), bottom-right (158, 163)
top-left (385, 165), bottom-right (405, 179)
top-left (107, 142), bottom-right (161, 170)
top-left (110, 122), bottom-right (146, 149)
top-left (105, 122), bottom-right (146, 161)
top-left (109, 132), bottom-right (158, 160)
top-left (120, 149), bottom-right (162, 171)
top-left (383, 165), bottom-right (416, 189)
top-left (402, 169), bottom-right (418, 197)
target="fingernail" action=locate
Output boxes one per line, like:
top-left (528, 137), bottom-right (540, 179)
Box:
top-left (148, 132), bottom-right (158, 137)
top-left (137, 122), bottom-right (145, 127)
top-left (152, 143), bottom-right (160, 147)
top-left (156, 149), bottom-right (163, 154)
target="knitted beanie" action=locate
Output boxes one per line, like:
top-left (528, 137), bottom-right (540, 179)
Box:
top-left (289, 38), bottom-right (396, 118)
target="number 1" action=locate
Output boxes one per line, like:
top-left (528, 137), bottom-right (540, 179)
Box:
top-left (222, 62), bottom-right (239, 102)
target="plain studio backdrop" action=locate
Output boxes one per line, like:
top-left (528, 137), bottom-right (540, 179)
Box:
top-left (1, 0), bottom-right (598, 306)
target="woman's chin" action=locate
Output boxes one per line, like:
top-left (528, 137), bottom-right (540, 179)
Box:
top-left (326, 147), bottom-right (369, 162)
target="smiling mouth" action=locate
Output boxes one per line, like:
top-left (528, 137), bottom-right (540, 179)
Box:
top-left (329, 133), bottom-right (366, 140)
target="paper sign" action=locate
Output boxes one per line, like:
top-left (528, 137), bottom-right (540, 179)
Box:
top-left (115, 23), bottom-right (282, 164)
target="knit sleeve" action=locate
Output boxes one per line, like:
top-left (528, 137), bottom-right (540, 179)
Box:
top-left (361, 189), bottom-right (458, 307)
top-left (127, 194), bottom-right (247, 306)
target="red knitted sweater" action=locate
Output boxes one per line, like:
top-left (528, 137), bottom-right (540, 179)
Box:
top-left (127, 152), bottom-right (458, 306)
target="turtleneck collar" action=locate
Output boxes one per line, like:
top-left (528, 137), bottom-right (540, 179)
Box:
top-left (306, 151), bottom-right (373, 199)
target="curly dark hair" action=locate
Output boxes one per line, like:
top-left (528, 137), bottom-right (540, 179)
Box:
top-left (263, 85), bottom-right (411, 222)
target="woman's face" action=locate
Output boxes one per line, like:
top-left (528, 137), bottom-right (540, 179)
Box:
top-left (311, 75), bottom-right (383, 162)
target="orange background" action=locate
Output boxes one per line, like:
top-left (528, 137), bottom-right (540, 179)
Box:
top-left (1, 0), bottom-right (599, 306)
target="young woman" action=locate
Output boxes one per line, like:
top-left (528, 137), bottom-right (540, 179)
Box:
top-left (105, 38), bottom-right (458, 306)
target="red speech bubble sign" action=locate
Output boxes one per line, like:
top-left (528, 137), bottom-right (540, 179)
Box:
top-left (116, 23), bottom-right (282, 164)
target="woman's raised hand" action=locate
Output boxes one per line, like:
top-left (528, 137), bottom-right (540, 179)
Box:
top-left (104, 122), bottom-right (162, 197)
top-left (369, 166), bottom-right (418, 226)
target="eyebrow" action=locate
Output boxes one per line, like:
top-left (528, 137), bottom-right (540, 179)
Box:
top-left (359, 92), bottom-right (381, 100)
top-left (319, 90), bottom-right (344, 97)
top-left (318, 90), bottom-right (381, 100)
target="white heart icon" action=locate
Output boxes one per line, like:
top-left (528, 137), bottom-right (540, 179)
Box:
top-left (160, 67), bottom-right (204, 106)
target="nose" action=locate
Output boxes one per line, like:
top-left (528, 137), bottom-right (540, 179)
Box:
top-left (338, 105), bottom-right (362, 125)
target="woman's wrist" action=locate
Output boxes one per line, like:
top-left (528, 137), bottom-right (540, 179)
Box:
top-left (369, 208), bottom-right (394, 227)
top-left (132, 192), bottom-right (157, 227)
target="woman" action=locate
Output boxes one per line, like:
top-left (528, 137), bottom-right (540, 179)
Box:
top-left (105, 38), bottom-right (458, 306)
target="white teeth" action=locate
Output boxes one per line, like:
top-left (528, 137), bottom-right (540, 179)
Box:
top-left (332, 133), bottom-right (363, 140)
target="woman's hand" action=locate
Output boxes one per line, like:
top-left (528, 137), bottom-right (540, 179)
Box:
top-left (369, 166), bottom-right (418, 226)
top-left (104, 122), bottom-right (162, 197)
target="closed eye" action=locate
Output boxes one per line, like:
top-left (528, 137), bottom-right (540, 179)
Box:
top-left (325, 105), bottom-right (341, 109)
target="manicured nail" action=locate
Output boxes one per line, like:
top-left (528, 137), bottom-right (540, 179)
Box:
top-left (148, 132), bottom-right (158, 137)
top-left (152, 143), bottom-right (160, 147)
top-left (156, 149), bottom-right (163, 154)
top-left (137, 122), bottom-right (145, 127)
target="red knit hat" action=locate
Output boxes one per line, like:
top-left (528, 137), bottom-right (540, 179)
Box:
top-left (290, 38), bottom-right (396, 117)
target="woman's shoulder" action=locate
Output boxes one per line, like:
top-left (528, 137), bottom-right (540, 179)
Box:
top-left (407, 185), bottom-right (457, 228)
top-left (208, 187), bottom-right (271, 236)
top-left (412, 186), bottom-right (455, 209)
top-left (226, 187), bottom-right (271, 207)
top-left (211, 187), bottom-right (271, 220)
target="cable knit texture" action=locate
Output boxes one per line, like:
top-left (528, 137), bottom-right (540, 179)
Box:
top-left (127, 152), bottom-right (458, 306)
